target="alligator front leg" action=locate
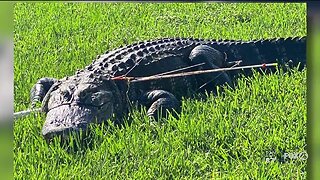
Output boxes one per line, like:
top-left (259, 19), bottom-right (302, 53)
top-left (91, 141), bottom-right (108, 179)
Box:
top-left (139, 90), bottom-right (180, 121)
top-left (30, 77), bottom-right (58, 108)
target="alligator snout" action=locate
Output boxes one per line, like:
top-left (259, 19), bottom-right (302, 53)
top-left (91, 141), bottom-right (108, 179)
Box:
top-left (42, 104), bottom-right (95, 141)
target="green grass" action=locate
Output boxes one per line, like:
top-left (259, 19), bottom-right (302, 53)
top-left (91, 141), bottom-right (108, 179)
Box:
top-left (14, 2), bottom-right (307, 179)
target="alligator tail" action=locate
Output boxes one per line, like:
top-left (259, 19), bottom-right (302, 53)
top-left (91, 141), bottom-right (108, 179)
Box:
top-left (210, 36), bottom-right (306, 76)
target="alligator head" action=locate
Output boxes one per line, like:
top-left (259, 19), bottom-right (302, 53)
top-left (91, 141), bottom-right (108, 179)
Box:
top-left (41, 73), bottom-right (124, 141)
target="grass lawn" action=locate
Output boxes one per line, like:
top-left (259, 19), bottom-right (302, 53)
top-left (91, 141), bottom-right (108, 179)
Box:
top-left (14, 2), bottom-right (307, 179)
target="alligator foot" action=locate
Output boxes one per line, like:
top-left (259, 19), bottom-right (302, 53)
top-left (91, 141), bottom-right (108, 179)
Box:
top-left (139, 90), bottom-right (180, 121)
top-left (189, 45), bottom-right (233, 91)
top-left (30, 77), bottom-right (58, 108)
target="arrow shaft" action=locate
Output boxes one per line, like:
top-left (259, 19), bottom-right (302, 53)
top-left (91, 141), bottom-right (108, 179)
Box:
top-left (130, 63), bottom-right (277, 83)
top-left (14, 108), bottom-right (41, 120)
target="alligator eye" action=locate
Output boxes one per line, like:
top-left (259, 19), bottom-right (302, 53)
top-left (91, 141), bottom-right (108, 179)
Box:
top-left (61, 90), bottom-right (71, 101)
top-left (61, 90), bottom-right (68, 96)
top-left (75, 84), bottom-right (99, 103)
top-left (90, 91), bottom-right (113, 106)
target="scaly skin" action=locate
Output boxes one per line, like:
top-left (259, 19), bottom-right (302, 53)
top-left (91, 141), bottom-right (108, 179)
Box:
top-left (29, 37), bottom-right (306, 141)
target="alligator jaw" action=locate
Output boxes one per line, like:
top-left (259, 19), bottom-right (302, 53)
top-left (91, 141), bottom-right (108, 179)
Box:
top-left (42, 104), bottom-right (97, 141)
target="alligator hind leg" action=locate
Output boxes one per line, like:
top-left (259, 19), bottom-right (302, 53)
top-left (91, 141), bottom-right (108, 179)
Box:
top-left (30, 77), bottom-right (58, 108)
top-left (189, 45), bottom-right (233, 91)
top-left (139, 90), bottom-right (180, 121)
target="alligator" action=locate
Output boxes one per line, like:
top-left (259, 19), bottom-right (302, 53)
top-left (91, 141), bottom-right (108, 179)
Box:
top-left (30, 37), bottom-right (306, 141)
